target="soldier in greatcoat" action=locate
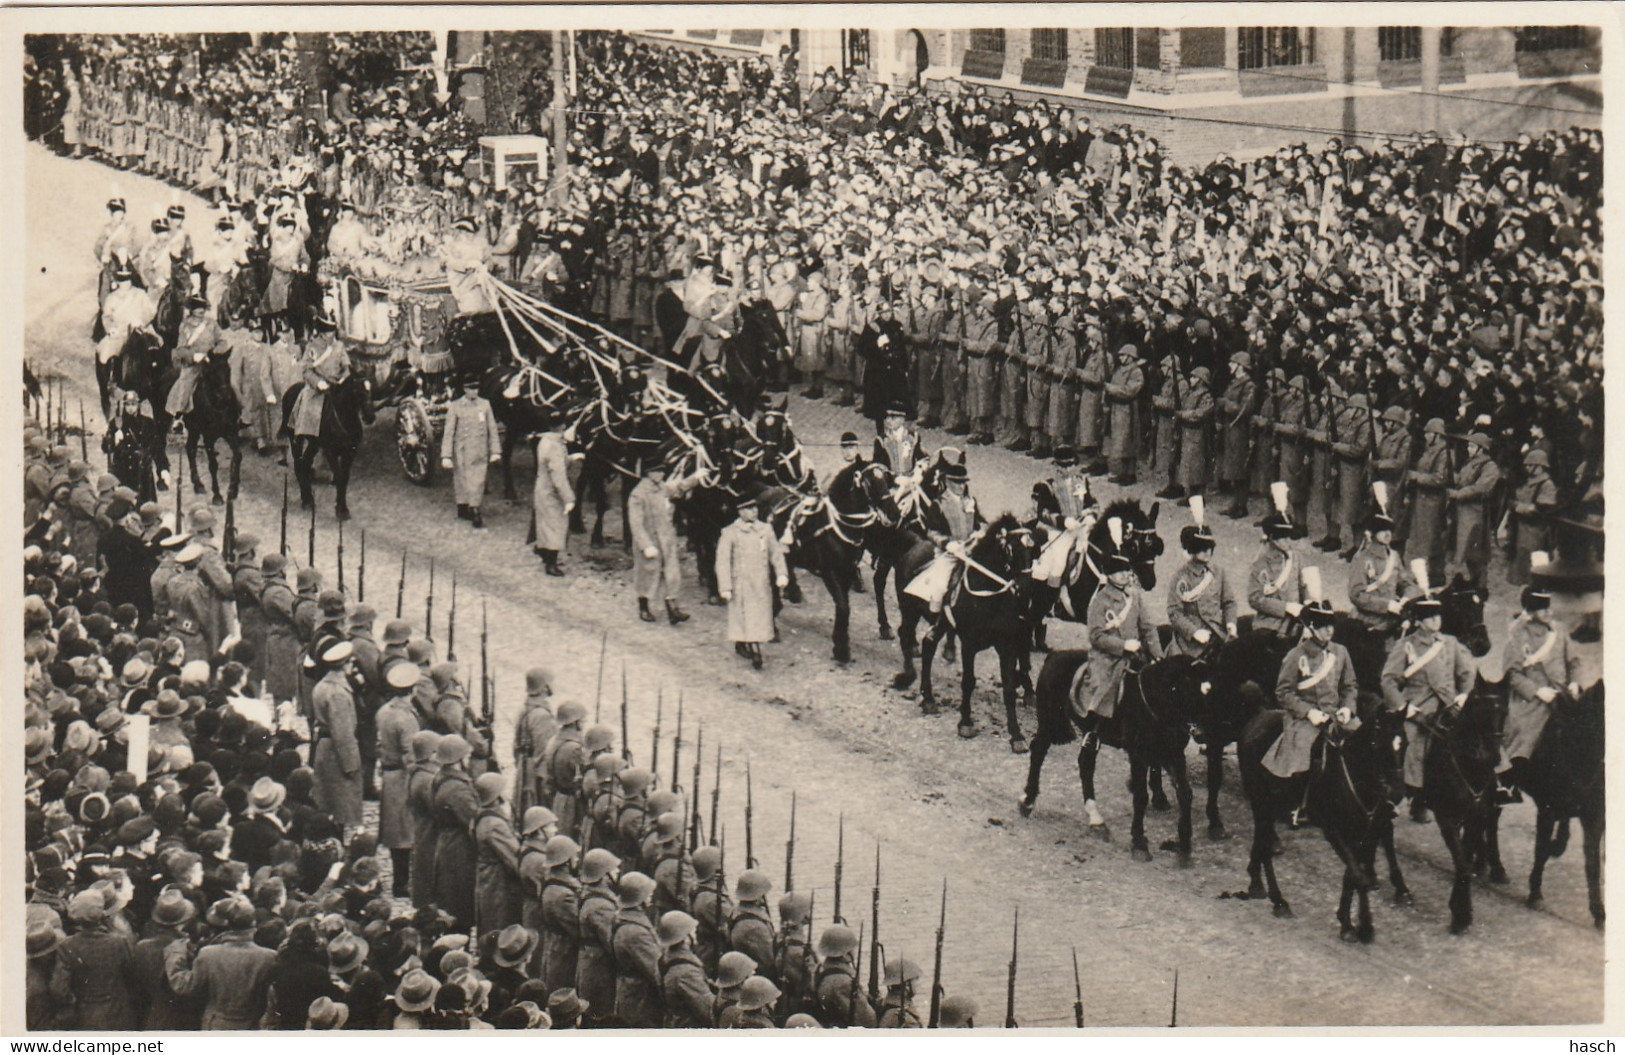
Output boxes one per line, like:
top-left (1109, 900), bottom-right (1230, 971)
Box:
top-left (406, 729), bottom-right (443, 908)
top-left (532, 429), bottom-right (575, 576)
top-left (376, 664), bottom-right (423, 898)
top-left (716, 497), bottom-right (790, 670)
top-left (1103, 345), bottom-right (1144, 485)
top-left (513, 668), bottom-right (558, 817)
top-left (1498, 586), bottom-right (1582, 786)
top-left (1446, 431), bottom-right (1502, 588)
top-left (473, 772), bottom-right (525, 935)
top-left (439, 378), bottom-right (502, 528)
top-left (1216, 352), bottom-right (1258, 508)
top-left (429, 733), bottom-right (478, 928)
top-left (310, 637), bottom-right (363, 833)
top-left (1380, 596), bottom-right (1476, 821)
top-left (257, 553), bottom-right (299, 704)
top-left (1406, 418), bottom-right (1452, 585)
top-left (628, 462), bottom-right (701, 625)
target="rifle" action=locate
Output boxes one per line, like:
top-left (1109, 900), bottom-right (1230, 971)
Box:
top-left (1005, 908), bottom-right (1019, 1028)
top-left (671, 691), bottom-right (684, 793)
top-left (395, 551), bottom-right (406, 619)
top-left (336, 517), bottom-right (345, 594)
top-left (1169, 968), bottom-right (1179, 1028)
top-left (850, 920), bottom-right (865, 1030)
top-left (1072, 947), bottom-right (1085, 1028)
top-left (592, 629), bottom-right (608, 723)
top-left (357, 529), bottom-right (366, 603)
top-left (833, 812), bottom-right (844, 923)
top-left (446, 574), bottom-right (458, 661)
top-left (713, 827), bottom-right (727, 975)
top-left (867, 843), bottom-right (880, 1004)
top-left (651, 687), bottom-right (663, 782)
top-left (620, 664), bottom-right (632, 763)
top-left (708, 739), bottom-right (721, 847)
top-left (279, 473), bottom-right (288, 555)
top-left (927, 878), bottom-right (946, 1028)
top-left (306, 499), bottom-right (316, 568)
top-left (78, 400), bottom-right (89, 461)
top-left (479, 600), bottom-right (490, 723)
top-left (174, 453), bottom-right (184, 532)
top-left (744, 757), bottom-right (755, 869)
top-left (784, 789), bottom-right (796, 893)
top-left (424, 557), bottom-right (436, 643)
top-left (689, 726), bottom-right (703, 850)
top-left (223, 492), bottom-right (236, 568)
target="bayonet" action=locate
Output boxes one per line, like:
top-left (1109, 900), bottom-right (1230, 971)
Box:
top-left (651, 686), bottom-right (663, 781)
top-left (671, 691), bottom-right (684, 792)
top-left (833, 812), bottom-right (844, 923)
top-left (784, 790), bottom-right (796, 893)
top-left (446, 574), bottom-right (458, 661)
top-left (1004, 908), bottom-right (1018, 1028)
top-left (928, 878), bottom-right (946, 1028)
top-left (593, 629), bottom-right (608, 723)
top-left (395, 550), bottom-right (406, 619)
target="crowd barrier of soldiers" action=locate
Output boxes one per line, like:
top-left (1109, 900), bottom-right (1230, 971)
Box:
top-left (23, 29), bottom-right (1607, 1030)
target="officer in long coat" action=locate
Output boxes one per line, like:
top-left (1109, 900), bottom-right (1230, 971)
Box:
top-left (1446, 431), bottom-right (1502, 587)
top-left (376, 664), bottom-right (422, 897)
top-left (440, 379), bottom-right (502, 528)
top-left (1216, 353), bottom-right (1257, 502)
top-left (163, 296), bottom-right (221, 420)
top-left (962, 291), bottom-right (1000, 445)
top-left (289, 319), bottom-right (349, 440)
top-left (258, 553), bottom-right (299, 703)
top-left (430, 734), bottom-right (478, 928)
top-left (228, 327), bottom-right (283, 452)
top-left (628, 462), bottom-right (699, 625)
top-left (1406, 417), bottom-right (1451, 582)
top-left (473, 772), bottom-right (525, 935)
top-left (1261, 601), bottom-right (1359, 785)
top-left (406, 729), bottom-right (443, 908)
top-left (1175, 364), bottom-right (1215, 497)
top-left (1499, 586), bottom-right (1581, 778)
top-left (1380, 596), bottom-right (1476, 819)
top-left (793, 272), bottom-right (830, 398)
top-left (310, 638), bottom-right (364, 832)
top-left (716, 497), bottom-right (789, 669)
top-left (1164, 516), bottom-right (1236, 657)
top-left (1509, 448), bottom-right (1558, 585)
top-left (532, 430), bottom-right (575, 576)
top-left (1103, 346), bottom-right (1144, 484)
top-left (513, 668), bottom-right (557, 817)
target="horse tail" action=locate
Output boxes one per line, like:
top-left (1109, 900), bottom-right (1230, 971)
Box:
top-left (1035, 651), bottom-right (1087, 746)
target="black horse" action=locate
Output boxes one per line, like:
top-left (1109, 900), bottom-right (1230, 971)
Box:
top-left (281, 373), bottom-right (375, 520)
top-left (181, 352), bottom-right (244, 505)
top-left (1020, 652), bottom-right (1210, 863)
top-left (917, 514), bottom-right (1038, 750)
top-left (1187, 629), bottom-right (1292, 840)
top-left (1236, 705), bottom-right (1406, 942)
top-left (776, 460), bottom-right (892, 664)
top-left (1481, 680), bottom-right (1606, 929)
top-left (1418, 674), bottom-right (1506, 934)
top-left (869, 451), bottom-right (957, 643)
top-left (110, 327), bottom-right (174, 434)
top-left (1026, 498), bottom-right (1164, 650)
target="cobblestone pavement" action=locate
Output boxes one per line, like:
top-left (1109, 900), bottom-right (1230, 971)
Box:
top-left (24, 144), bottom-right (1604, 1027)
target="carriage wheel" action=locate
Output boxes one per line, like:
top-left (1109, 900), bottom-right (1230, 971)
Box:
top-left (396, 398), bottom-right (433, 485)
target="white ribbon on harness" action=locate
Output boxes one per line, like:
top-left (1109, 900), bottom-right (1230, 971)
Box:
top-left (1262, 553), bottom-right (1293, 596)
top-left (1522, 628), bottom-right (1559, 670)
top-left (1179, 570), bottom-right (1213, 604)
top-left (1360, 549), bottom-right (1398, 593)
top-left (1297, 649), bottom-right (1336, 691)
top-left (1402, 638), bottom-right (1445, 679)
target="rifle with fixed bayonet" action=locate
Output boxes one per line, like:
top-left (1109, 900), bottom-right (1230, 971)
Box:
top-left (1005, 908), bottom-right (1019, 1028)
top-left (424, 557), bottom-right (435, 644)
top-left (927, 878), bottom-right (946, 1028)
top-left (651, 687), bottom-right (663, 782)
top-left (593, 629), bottom-right (608, 723)
top-left (620, 664), bottom-right (632, 764)
top-left (688, 726), bottom-right (703, 850)
top-left (1072, 947), bottom-right (1085, 1028)
top-left (784, 790), bottom-right (796, 893)
top-left (479, 600), bottom-right (490, 724)
top-left (223, 493), bottom-right (236, 568)
top-left (833, 812), bottom-right (844, 923)
top-left (78, 400), bottom-right (89, 461)
top-left (708, 740), bottom-right (721, 847)
top-left (395, 551), bottom-right (407, 619)
top-left (357, 530), bottom-right (366, 603)
top-left (671, 692), bottom-right (683, 793)
top-left (868, 843), bottom-right (880, 1005)
top-left (446, 574), bottom-right (458, 661)
top-left (745, 757), bottom-right (755, 869)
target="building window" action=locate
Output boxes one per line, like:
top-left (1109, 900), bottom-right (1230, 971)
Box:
top-left (1095, 27), bottom-right (1134, 69)
top-left (1378, 27), bottom-right (1422, 62)
top-left (969, 29), bottom-right (1006, 55)
top-left (1237, 27), bottom-right (1313, 69)
top-left (1441, 28), bottom-right (1457, 56)
top-left (1031, 28), bottom-right (1068, 63)
top-left (844, 29), bottom-right (870, 68)
top-left (1516, 26), bottom-right (1592, 52)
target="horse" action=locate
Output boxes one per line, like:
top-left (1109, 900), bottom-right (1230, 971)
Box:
top-left (1418, 673), bottom-right (1507, 934)
top-left (869, 451), bottom-right (955, 643)
top-left (776, 460), bottom-right (892, 664)
top-left (570, 387), bottom-right (673, 548)
top-left (110, 326), bottom-right (174, 434)
top-left (1236, 703), bottom-right (1406, 942)
top-left (1186, 629), bottom-right (1293, 840)
top-left (917, 514), bottom-right (1039, 750)
top-left (281, 372), bottom-right (374, 520)
top-left (1481, 680), bottom-right (1605, 929)
top-left (1026, 498), bottom-right (1164, 651)
top-left (1020, 651), bottom-right (1211, 863)
top-left (180, 352), bottom-right (243, 505)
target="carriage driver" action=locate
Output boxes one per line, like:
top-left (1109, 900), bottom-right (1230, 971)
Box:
top-left (163, 293), bottom-right (223, 424)
top-left (1261, 599), bottom-right (1359, 824)
top-left (1495, 585), bottom-right (1581, 803)
top-left (1379, 594), bottom-right (1476, 823)
top-left (1029, 462), bottom-right (1097, 589)
top-left (290, 313), bottom-right (351, 441)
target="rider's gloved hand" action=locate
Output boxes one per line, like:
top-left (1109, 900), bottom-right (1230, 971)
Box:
top-left (1122, 639), bottom-right (1141, 654)
top-left (1308, 709), bottom-right (1330, 727)
top-left (1193, 629), bottom-right (1212, 645)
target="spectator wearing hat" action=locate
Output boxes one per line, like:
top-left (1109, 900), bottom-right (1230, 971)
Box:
top-left (574, 846), bottom-right (623, 1026)
top-left (473, 772), bottom-right (525, 934)
top-left (311, 637), bottom-right (363, 833)
top-left (258, 553), bottom-right (299, 704)
top-left (55, 888), bottom-right (139, 1029)
top-left (531, 425), bottom-right (575, 577)
top-left (26, 917), bottom-right (69, 1031)
top-left (609, 871), bottom-right (661, 1027)
top-left (406, 729), bottom-right (444, 908)
top-left (376, 662), bottom-right (422, 895)
top-left (329, 932), bottom-right (388, 1029)
top-left (306, 995), bottom-right (349, 1030)
top-left (1509, 448), bottom-right (1559, 586)
top-left (512, 667), bottom-right (557, 816)
top-left (439, 378), bottom-right (502, 529)
top-left (1498, 585), bottom-right (1582, 788)
top-left (1380, 595), bottom-right (1476, 822)
top-left (1406, 418), bottom-right (1452, 588)
top-left (1262, 600), bottom-right (1359, 793)
top-left (1164, 503), bottom-right (1236, 658)
top-left (390, 968), bottom-right (440, 1030)
top-left (264, 917), bottom-right (340, 1029)
top-left (1446, 430), bottom-right (1502, 589)
top-left (716, 495), bottom-right (789, 670)
top-left (547, 987), bottom-right (588, 1029)
top-left (429, 734), bottom-right (478, 928)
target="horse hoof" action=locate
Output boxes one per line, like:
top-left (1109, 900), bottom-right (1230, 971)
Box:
top-left (957, 722), bottom-right (978, 740)
top-left (211, 494), bottom-right (224, 507)
top-left (892, 672), bottom-right (916, 690)
top-left (1151, 796), bottom-right (1172, 813)
top-left (1089, 824), bottom-right (1112, 843)
top-left (1207, 824), bottom-right (1230, 842)
top-left (1525, 895), bottom-right (1545, 912)
top-left (1448, 919), bottom-right (1470, 936)
top-left (1246, 882), bottom-right (1266, 900)
top-left (1131, 845), bottom-right (1153, 863)
top-left (1392, 890), bottom-right (1414, 908)
top-left (1593, 913), bottom-right (1606, 931)
top-left (1273, 903), bottom-right (1294, 919)
top-left (1359, 925), bottom-right (1375, 945)
top-left (1177, 853), bottom-right (1193, 870)
top-left (1488, 866), bottom-right (1509, 886)
top-left (192, 484), bottom-right (207, 496)
top-left (1017, 795), bottom-right (1035, 818)
top-left (336, 508), bottom-right (351, 523)
top-left (878, 626), bottom-right (894, 641)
